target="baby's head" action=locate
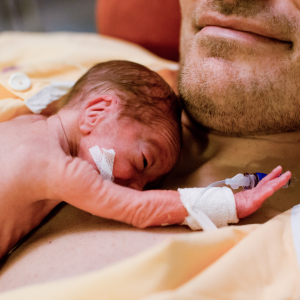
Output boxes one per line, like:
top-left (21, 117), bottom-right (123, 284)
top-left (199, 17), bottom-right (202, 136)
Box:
top-left (63, 60), bottom-right (181, 190)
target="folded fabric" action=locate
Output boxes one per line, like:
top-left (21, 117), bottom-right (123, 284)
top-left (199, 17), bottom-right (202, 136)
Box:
top-left (0, 32), bottom-right (178, 123)
top-left (1, 207), bottom-right (299, 300)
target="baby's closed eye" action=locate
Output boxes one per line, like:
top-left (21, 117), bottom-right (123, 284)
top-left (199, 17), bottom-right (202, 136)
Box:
top-left (143, 155), bottom-right (148, 169)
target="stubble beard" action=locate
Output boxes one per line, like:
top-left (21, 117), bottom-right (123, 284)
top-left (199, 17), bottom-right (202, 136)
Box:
top-left (179, 0), bottom-right (300, 137)
top-left (179, 36), bottom-right (300, 137)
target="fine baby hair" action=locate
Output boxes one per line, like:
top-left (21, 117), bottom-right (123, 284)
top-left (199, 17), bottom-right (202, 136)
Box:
top-left (65, 60), bottom-right (182, 134)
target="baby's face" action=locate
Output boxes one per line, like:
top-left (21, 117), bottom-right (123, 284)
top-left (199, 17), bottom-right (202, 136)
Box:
top-left (80, 117), bottom-right (180, 190)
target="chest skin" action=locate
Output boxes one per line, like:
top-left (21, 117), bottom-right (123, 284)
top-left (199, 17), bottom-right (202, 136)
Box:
top-left (0, 116), bottom-right (63, 256)
top-left (0, 114), bottom-right (187, 260)
top-left (160, 112), bottom-right (300, 224)
top-left (1, 110), bottom-right (298, 289)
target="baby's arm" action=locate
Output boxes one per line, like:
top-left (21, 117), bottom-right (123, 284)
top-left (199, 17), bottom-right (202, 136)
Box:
top-left (51, 156), bottom-right (187, 228)
top-left (51, 158), bottom-right (290, 229)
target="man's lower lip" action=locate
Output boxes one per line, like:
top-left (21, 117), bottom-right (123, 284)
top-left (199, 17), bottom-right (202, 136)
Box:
top-left (197, 26), bottom-right (286, 45)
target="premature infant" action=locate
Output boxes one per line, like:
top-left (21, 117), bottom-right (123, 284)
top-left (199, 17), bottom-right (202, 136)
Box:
top-left (0, 60), bottom-right (291, 259)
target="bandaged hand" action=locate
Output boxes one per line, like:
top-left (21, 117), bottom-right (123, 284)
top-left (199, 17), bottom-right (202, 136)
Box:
top-left (179, 166), bottom-right (291, 231)
top-left (54, 157), bottom-right (290, 230)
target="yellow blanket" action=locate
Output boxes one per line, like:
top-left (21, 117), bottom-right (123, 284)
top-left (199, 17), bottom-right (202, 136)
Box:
top-left (1, 208), bottom-right (300, 300)
top-left (1, 32), bottom-right (300, 300)
top-left (0, 31), bottom-right (178, 122)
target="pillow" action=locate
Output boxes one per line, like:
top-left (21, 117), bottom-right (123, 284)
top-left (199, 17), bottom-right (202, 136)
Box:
top-left (96, 0), bottom-right (181, 62)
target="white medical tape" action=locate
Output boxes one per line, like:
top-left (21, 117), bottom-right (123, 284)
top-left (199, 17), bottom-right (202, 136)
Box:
top-left (25, 81), bottom-right (75, 113)
top-left (89, 146), bottom-right (115, 181)
top-left (184, 202), bottom-right (217, 231)
top-left (178, 187), bottom-right (239, 231)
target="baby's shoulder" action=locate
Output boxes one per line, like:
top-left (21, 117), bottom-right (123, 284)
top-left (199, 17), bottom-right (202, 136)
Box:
top-left (10, 116), bottom-right (64, 167)
top-left (8, 114), bottom-right (47, 131)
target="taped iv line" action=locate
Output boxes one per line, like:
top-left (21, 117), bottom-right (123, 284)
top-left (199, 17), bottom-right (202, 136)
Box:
top-left (180, 175), bottom-right (249, 230)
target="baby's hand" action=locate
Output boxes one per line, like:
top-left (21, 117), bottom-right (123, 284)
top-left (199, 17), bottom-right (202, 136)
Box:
top-left (235, 166), bottom-right (291, 219)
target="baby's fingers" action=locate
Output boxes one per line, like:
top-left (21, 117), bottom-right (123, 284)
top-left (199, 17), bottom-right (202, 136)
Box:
top-left (256, 166), bottom-right (282, 187)
top-left (235, 170), bottom-right (291, 219)
top-left (261, 171), bottom-right (291, 192)
top-left (251, 171), bottom-right (291, 209)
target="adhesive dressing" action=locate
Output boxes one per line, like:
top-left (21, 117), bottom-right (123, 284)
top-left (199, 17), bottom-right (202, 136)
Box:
top-left (89, 145), bottom-right (115, 181)
top-left (179, 171), bottom-right (295, 231)
top-left (179, 187), bottom-right (238, 231)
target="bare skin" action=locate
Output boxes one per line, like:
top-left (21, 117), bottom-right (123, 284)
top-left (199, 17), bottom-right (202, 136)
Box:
top-left (158, 0), bottom-right (300, 223)
top-left (1, 0), bottom-right (299, 289)
top-left (0, 89), bottom-right (291, 259)
top-left (179, 0), bottom-right (300, 136)
top-left (0, 94), bottom-right (185, 259)
top-left (161, 111), bottom-right (299, 224)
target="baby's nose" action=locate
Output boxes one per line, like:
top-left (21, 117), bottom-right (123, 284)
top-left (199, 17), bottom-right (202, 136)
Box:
top-left (114, 178), bottom-right (145, 191)
top-left (128, 176), bottom-right (149, 191)
top-left (128, 181), bottom-right (144, 191)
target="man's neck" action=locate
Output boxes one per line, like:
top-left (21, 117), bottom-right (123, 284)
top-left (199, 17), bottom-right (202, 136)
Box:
top-left (161, 112), bottom-right (300, 223)
top-left (181, 111), bottom-right (300, 173)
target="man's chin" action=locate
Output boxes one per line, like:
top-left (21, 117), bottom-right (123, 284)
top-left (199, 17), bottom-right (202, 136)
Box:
top-left (179, 63), bottom-right (300, 137)
top-left (181, 93), bottom-right (300, 137)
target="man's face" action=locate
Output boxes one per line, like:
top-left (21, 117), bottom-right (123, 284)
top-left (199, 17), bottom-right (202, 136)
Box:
top-left (79, 117), bottom-right (180, 191)
top-left (179, 0), bottom-right (300, 136)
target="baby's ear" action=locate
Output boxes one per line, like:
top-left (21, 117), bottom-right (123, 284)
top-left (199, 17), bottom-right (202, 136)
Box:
top-left (79, 95), bottom-right (115, 134)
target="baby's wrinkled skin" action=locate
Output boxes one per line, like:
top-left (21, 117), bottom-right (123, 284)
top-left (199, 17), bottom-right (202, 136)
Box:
top-left (0, 92), bottom-right (291, 259)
